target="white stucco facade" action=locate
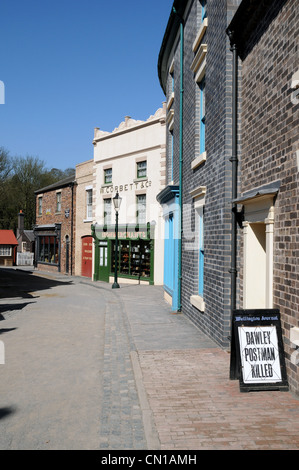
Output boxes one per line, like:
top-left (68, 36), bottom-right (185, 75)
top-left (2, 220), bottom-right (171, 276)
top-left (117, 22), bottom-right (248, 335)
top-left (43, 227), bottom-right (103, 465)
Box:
top-left (92, 104), bottom-right (166, 285)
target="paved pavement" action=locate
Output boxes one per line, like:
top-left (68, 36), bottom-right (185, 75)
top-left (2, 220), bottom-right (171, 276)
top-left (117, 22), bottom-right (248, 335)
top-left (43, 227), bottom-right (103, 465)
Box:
top-left (0, 267), bottom-right (299, 451)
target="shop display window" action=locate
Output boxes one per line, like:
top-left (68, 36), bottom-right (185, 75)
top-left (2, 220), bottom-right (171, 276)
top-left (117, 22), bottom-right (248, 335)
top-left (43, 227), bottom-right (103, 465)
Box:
top-left (111, 240), bottom-right (151, 278)
top-left (38, 235), bottom-right (59, 264)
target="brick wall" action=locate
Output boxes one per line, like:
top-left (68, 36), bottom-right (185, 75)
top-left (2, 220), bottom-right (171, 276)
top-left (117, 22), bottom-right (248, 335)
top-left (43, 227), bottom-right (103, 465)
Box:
top-left (74, 159), bottom-right (94, 276)
top-left (36, 183), bottom-right (76, 274)
top-left (239, 0), bottom-right (299, 395)
top-left (165, 0), bottom-right (239, 348)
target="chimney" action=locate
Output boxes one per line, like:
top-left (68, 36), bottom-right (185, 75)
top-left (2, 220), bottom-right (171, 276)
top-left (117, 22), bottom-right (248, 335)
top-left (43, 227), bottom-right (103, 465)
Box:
top-left (17, 210), bottom-right (25, 237)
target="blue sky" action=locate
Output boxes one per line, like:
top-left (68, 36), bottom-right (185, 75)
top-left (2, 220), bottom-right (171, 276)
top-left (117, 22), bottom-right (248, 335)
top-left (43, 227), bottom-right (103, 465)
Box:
top-left (0, 0), bottom-right (172, 171)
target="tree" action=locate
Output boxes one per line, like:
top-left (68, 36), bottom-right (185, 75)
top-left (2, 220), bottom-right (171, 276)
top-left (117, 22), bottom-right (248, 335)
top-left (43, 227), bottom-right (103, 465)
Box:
top-left (0, 151), bottom-right (75, 231)
top-left (0, 147), bottom-right (12, 185)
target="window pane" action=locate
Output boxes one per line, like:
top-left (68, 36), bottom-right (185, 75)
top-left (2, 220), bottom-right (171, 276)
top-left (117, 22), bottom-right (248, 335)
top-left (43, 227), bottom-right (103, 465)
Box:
top-left (104, 168), bottom-right (112, 184)
top-left (0, 246), bottom-right (11, 256)
top-left (104, 198), bottom-right (112, 224)
top-left (200, 78), bottom-right (205, 154)
top-left (86, 189), bottom-right (92, 218)
top-left (56, 193), bottom-right (61, 212)
top-left (137, 194), bottom-right (146, 224)
top-left (137, 161), bottom-right (147, 178)
top-left (198, 209), bottom-right (204, 296)
top-left (38, 197), bottom-right (42, 215)
top-left (37, 236), bottom-right (59, 264)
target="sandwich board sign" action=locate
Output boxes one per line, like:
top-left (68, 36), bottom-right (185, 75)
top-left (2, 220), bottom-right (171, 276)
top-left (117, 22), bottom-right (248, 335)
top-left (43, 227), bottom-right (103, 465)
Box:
top-left (231, 309), bottom-right (289, 392)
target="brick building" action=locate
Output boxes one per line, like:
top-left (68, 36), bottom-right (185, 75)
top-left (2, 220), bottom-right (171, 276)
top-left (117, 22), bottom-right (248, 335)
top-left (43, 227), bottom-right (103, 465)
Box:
top-left (228, 0), bottom-right (299, 395)
top-left (74, 159), bottom-right (94, 278)
top-left (157, 0), bottom-right (240, 347)
top-left (34, 174), bottom-right (77, 275)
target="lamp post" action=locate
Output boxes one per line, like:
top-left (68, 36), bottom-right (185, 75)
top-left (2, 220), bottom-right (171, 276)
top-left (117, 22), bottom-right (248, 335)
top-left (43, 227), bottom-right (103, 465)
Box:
top-left (112, 191), bottom-right (122, 289)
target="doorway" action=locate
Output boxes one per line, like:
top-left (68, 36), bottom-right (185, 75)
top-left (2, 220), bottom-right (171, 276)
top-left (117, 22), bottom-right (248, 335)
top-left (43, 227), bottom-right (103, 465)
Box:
top-left (81, 236), bottom-right (93, 278)
top-left (98, 241), bottom-right (109, 282)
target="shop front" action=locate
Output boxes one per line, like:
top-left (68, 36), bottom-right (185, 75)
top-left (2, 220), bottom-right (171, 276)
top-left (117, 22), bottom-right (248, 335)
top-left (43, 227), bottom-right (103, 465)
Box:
top-left (33, 223), bottom-right (62, 272)
top-left (92, 223), bottom-right (154, 285)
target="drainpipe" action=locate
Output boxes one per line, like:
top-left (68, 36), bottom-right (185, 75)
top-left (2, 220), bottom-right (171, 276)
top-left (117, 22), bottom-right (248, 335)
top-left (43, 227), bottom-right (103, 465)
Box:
top-left (70, 182), bottom-right (74, 276)
top-left (227, 30), bottom-right (239, 379)
top-left (173, 6), bottom-right (184, 312)
top-left (229, 33), bottom-right (238, 317)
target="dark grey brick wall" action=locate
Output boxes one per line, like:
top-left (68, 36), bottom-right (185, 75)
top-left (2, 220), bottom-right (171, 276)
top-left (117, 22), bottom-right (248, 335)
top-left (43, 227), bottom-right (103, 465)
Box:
top-left (164, 0), bottom-right (240, 348)
top-left (239, 0), bottom-right (299, 396)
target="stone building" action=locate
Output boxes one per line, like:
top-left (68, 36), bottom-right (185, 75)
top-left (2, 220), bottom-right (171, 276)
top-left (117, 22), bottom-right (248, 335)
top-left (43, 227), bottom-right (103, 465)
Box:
top-left (228, 0), bottom-right (299, 395)
top-left (157, 0), bottom-right (239, 347)
top-left (34, 174), bottom-right (77, 275)
top-left (74, 159), bottom-right (94, 278)
top-left (92, 106), bottom-right (166, 285)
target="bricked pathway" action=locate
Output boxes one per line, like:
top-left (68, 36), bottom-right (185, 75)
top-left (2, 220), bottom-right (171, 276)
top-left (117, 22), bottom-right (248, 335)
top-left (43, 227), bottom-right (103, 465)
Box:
top-left (137, 348), bottom-right (299, 450)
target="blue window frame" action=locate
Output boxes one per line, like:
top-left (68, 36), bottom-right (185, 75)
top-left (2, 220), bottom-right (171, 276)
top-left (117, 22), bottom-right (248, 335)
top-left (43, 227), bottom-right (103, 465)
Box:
top-left (201, 0), bottom-right (207, 20)
top-left (198, 208), bottom-right (204, 296)
top-left (199, 78), bottom-right (205, 154)
top-left (171, 132), bottom-right (174, 181)
top-left (163, 202), bottom-right (179, 310)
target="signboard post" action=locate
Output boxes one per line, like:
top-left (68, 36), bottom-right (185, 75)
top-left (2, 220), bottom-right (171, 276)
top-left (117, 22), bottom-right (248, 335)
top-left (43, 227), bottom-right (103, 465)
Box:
top-left (231, 309), bottom-right (289, 392)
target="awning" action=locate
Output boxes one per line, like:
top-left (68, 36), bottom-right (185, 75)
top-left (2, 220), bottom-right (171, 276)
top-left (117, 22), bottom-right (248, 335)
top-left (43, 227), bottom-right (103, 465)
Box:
top-left (233, 180), bottom-right (281, 205)
top-left (156, 185), bottom-right (179, 205)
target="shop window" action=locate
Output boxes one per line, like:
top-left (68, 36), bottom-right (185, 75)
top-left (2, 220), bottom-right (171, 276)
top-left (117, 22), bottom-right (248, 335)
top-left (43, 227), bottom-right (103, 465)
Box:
top-left (111, 240), bottom-right (151, 279)
top-left (37, 235), bottom-right (59, 264)
top-left (104, 168), bottom-right (112, 185)
top-left (136, 161), bottom-right (147, 179)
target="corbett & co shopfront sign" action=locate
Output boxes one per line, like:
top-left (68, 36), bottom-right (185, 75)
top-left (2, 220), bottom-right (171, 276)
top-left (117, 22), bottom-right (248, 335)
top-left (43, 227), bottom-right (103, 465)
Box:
top-left (100, 180), bottom-right (152, 194)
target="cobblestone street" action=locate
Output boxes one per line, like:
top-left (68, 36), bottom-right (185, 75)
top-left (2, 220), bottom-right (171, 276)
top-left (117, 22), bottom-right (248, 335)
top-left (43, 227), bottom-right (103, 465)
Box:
top-left (0, 268), bottom-right (299, 451)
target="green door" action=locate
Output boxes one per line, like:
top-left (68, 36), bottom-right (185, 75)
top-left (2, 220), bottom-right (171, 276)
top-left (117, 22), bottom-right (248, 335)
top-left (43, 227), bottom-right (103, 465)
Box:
top-left (98, 241), bottom-right (109, 282)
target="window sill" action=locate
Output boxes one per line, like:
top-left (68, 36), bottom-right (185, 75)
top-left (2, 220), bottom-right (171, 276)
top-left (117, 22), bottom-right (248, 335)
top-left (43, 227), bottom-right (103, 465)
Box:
top-left (191, 151), bottom-right (206, 170)
top-left (133, 177), bottom-right (148, 183)
top-left (190, 295), bottom-right (205, 312)
top-left (84, 218), bottom-right (93, 223)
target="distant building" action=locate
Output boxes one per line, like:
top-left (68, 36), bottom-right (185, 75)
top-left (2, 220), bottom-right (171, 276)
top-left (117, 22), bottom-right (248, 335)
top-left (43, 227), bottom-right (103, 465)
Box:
top-left (34, 174), bottom-right (77, 275)
top-left (91, 106), bottom-right (166, 285)
top-left (74, 159), bottom-right (94, 278)
top-left (0, 230), bottom-right (18, 266)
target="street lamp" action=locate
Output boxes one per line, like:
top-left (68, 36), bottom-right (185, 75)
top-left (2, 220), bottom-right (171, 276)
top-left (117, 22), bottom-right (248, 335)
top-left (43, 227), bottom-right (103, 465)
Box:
top-left (112, 191), bottom-right (122, 289)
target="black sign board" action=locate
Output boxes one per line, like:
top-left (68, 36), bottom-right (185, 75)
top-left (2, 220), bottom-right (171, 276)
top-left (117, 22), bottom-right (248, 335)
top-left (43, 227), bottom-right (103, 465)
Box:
top-left (230, 309), bottom-right (289, 392)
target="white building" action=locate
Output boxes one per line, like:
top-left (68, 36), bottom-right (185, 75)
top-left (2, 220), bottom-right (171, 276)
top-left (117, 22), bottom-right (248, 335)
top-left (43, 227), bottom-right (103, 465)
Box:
top-left (92, 105), bottom-right (166, 285)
